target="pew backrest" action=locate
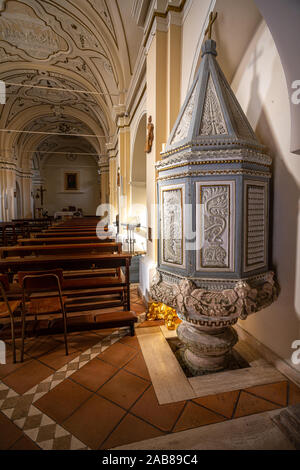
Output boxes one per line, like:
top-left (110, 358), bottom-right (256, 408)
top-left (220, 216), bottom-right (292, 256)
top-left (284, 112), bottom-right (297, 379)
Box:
top-left (0, 242), bottom-right (122, 258)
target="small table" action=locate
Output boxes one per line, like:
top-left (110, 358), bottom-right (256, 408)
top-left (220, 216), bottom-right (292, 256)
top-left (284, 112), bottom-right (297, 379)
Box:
top-left (54, 211), bottom-right (76, 220)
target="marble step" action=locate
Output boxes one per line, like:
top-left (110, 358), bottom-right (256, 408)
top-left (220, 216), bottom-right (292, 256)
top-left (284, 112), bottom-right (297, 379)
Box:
top-left (272, 404), bottom-right (300, 450)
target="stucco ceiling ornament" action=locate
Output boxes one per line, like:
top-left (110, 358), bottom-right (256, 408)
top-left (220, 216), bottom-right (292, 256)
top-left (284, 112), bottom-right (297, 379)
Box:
top-left (0, 0), bottom-right (140, 161)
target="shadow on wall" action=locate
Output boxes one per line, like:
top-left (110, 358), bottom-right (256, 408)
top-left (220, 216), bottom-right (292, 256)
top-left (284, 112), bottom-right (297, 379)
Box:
top-left (240, 52), bottom-right (300, 366)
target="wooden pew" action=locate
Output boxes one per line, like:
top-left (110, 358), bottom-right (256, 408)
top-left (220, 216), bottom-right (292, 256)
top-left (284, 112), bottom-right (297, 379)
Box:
top-left (0, 222), bottom-right (29, 246)
top-left (46, 226), bottom-right (99, 230)
top-left (0, 253), bottom-right (131, 312)
top-left (0, 242), bottom-right (122, 258)
top-left (18, 236), bottom-right (115, 245)
top-left (34, 231), bottom-right (107, 238)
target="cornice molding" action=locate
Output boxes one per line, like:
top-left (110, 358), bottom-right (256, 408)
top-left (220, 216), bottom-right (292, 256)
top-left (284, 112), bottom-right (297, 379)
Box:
top-left (143, 0), bottom-right (186, 52)
top-left (125, 44), bottom-right (147, 114)
top-left (131, 0), bottom-right (151, 27)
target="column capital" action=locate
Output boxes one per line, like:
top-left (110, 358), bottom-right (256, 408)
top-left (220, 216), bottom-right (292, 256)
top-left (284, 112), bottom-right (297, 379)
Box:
top-left (143, 0), bottom-right (184, 52)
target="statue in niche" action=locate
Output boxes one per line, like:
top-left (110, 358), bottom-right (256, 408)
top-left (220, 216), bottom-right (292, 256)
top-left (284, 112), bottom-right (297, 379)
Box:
top-left (145, 116), bottom-right (154, 153)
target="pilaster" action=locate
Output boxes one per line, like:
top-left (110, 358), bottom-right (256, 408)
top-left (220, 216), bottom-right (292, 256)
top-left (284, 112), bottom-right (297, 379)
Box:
top-left (118, 118), bottom-right (131, 232)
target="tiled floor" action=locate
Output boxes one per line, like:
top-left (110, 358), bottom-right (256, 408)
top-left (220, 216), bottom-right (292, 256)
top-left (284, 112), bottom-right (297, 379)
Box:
top-left (0, 287), bottom-right (300, 450)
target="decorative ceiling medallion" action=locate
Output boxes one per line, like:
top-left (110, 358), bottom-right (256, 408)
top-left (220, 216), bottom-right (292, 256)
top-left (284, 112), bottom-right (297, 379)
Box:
top-left (66, 154), bottom-right (77, 162)
top-left (0, 1), bottom-right (68, 60)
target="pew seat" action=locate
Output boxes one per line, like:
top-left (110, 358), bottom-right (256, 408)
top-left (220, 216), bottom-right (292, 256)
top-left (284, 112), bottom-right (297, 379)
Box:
top-left (0, 300), bottom-right (20, 317)
top-left (49, 310), bottom-right (137, 336)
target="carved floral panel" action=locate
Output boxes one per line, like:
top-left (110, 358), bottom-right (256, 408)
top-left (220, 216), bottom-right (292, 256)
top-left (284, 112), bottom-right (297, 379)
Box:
top-left (196, 180), bottom-right (235, 272)
top-left (160, 185), bottom-right (184, 267)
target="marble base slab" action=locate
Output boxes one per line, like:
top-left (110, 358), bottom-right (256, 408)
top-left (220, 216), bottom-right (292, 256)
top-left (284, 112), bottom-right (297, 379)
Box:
top-left (136, 325), bottom-right (286, 405)
top-left (114, 409), bottom-right (295, 450)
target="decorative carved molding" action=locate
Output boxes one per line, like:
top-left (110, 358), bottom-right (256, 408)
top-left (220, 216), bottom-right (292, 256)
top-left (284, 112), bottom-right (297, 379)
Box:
top-left (158, 148), bottom-right (272, 170)
top-left (157, 168), bottom-right (271, 181)
top-left (171, 83), bottom-right (196, 145)
top-left (150, 269), bottom-right (279, 327)
top-left (200, 185), bottom-right (229, 268)
top-left (244, 180), bottom-right (268, 272)
top-left (199, 74), bottom-right (227, 136)
top-left (161, 186), bottom-right (184, 266)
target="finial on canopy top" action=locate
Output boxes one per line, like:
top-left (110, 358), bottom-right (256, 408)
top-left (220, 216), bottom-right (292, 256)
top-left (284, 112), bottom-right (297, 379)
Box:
top-left (205, 11), bottom-right (218, 40)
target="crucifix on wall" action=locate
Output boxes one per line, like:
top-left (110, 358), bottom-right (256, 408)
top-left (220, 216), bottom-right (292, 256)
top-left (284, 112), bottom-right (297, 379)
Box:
top-left (35, 185), bottom-right (46, 206)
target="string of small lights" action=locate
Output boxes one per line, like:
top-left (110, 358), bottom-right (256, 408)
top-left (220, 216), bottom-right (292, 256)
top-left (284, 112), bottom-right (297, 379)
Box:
top-left (4, 81), bottom-right (125, 96)
top-left (0, 128), bottom-right (109, 138)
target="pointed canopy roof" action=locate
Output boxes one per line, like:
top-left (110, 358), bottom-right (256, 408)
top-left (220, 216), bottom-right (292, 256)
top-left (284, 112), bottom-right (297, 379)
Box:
top-left (163, 40), bottom-right (266, 156)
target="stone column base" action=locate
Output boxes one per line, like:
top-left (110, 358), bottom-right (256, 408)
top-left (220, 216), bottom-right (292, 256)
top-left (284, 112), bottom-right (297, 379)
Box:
top-left (177, 321), bottom-right (238, 375)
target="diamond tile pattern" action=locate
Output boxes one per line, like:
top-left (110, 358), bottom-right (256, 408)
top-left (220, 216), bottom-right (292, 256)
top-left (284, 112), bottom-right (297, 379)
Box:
top-left (1, 290), bottom-right (300, 451)
top-left (0, 328), bottom-right (127, 450)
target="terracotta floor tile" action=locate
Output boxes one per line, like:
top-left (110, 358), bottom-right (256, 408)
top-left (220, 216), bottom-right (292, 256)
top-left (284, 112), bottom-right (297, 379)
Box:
top-left (63, 394), bottom-right (125, 449)
top-left (119, 335), bottom-right (140, 350)
top-left (137, 320), bottom-right (165, 328)
top-left (14, 336), bottom-right (61, 359)
top-left (35, 378), bottom-right (92, 423)
top-left (173, 401), bottom-right (226, 433)
top-left (289, 381), bottom-right (300, 405)
top-left (38, 344), bottom-right (80, 370)
top-left (193, 391), bottom-right (240, 419)
top-left (62, 332), bottom-right (103, 352)
top-left (245, 381), bottom-right (288, 407)
top-left (234, 391), bottom-right (281, 418)
top-left (124, 352), bottom-right (151, 381)
top-left (0, 344), bottom-right (32, 379)
top-left (98, 341), bottom-right (137, 368)
top-left (131, 386), bottom-right (185, 432)
top-left (98, 369), bottom-right (149, 409)
top-left (131, 303), bottom-right (146, 314)
top-left (2, 359), bottom-right (53, 394)
top-left (91, 328), bottom-right (118, 338)
top-left (0, 411), bottom-right (23, 450)
top-left (101, 413), bottom-right (164, 450)
top-left (71, 358), bottom-right (118, 392)
top-left (53, 330), bottom-right (83, 341)
top-left (9, 435), bottom-right (40, 450)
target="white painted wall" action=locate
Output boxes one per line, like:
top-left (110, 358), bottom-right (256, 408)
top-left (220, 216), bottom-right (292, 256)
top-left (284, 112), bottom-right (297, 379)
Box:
top-left (181, 0), bottom-right (212, 102)
top-left (42, 154), bottom-right (100, 216)
top-left (231, 21), bottom-right (300, 370)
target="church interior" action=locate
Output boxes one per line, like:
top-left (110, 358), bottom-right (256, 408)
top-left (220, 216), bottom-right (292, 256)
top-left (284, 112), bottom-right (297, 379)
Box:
top-left (0, 0), bottom-right (300, 452)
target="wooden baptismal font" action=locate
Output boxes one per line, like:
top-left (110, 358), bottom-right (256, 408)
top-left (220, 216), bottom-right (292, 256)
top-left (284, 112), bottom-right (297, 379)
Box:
top-left (150, 37), bottom-right (279, 375)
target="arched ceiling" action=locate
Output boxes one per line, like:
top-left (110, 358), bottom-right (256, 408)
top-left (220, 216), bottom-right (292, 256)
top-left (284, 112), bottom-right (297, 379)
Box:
top-left (0, 0), bottom-right (144, 167)
top-left (33, 135), bottom-right (99, 170)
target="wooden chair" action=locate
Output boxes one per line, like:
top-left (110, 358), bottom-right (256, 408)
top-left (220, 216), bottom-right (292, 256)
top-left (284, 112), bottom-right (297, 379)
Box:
top-left (0, 274), bottom-right (20, 363)
top-left (18, 270), bottom-right (68, 362)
